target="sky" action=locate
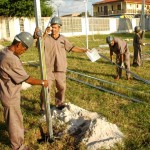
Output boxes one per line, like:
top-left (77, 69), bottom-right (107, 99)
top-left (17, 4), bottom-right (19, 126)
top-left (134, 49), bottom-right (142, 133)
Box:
top-left (50, 0), bottom-right (100, 16)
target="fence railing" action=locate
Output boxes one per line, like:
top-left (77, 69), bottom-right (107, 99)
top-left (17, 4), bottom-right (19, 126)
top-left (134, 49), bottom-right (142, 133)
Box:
top-left (0, 16), bottom-right (150, 40)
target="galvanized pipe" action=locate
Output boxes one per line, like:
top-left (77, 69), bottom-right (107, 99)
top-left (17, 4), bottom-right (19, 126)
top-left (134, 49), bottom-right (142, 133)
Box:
top-left (67, 76), bottom-right (144, 104)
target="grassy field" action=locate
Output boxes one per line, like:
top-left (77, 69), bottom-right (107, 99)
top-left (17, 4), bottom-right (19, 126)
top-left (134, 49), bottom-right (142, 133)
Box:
top-left (0, 32), bottom-right (150, 150)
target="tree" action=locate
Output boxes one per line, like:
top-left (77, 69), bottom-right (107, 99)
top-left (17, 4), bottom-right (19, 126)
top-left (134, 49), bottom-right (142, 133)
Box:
top-left (0, 0), bottom-right (53, 17)
top-left (41, 0), bottom-right (53, 17)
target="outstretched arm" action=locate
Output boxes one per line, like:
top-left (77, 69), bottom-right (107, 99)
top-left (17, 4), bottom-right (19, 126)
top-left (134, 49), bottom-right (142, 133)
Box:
top-left (71, 46), bottom-right (88, 53)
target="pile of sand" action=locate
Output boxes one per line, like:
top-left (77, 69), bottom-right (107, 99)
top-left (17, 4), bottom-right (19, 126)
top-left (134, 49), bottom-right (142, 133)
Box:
top-left (52, 103), bottom-right (124, 150)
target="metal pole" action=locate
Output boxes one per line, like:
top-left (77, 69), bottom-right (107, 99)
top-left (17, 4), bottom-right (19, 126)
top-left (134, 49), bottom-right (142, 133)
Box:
top-left (84, 0), bottom-right (88, 49)
top-left (34, 0), bottom-right (54, 140)
top-left (141, 0), bottom-right (145, 31)
top-left (91, 2), bottom-right (95, 41)
top-left (57, 6), bottom-right (60, 17)
top-left (141, 0), bottom-right (145, 66)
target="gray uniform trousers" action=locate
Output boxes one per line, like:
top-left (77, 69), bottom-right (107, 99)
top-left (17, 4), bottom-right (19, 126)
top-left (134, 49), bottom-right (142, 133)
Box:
top-left (40, 71), bottom-right (66, 110)
top-left (133, 44), bottom-right (142, 66)
top-left (4, 105), bottom-right (24, 150)
top-left (116, 53), bottom-right (130, 78)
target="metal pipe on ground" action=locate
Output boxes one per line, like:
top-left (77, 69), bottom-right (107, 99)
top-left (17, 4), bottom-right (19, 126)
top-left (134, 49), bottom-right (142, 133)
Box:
top-left (67, 69), bottom-right (150, 95)
top-left (67, 76), bottom-right (144, 104)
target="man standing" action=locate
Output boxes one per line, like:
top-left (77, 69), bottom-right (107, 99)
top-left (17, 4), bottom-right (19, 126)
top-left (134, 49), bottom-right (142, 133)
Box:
top-left (106, 36), bottom-right (131, 80)
top-left (0, 32), bottom-right (48, 150)
top-left (34, 16), bottom-right (88, 111)
top-left (133, 26), bottom-right (145, 67)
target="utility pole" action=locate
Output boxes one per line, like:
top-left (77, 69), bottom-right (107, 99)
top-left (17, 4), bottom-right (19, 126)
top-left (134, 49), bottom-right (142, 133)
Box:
top-left (57, 5), bottom-right (60, 17)
top-left (141, 0), bottom-right (145, 31)
top-left (84, 0), bottom-right (88, 49)
top-left (141, 0), bottom-right (145, 66)
top-left (34, 0), bottom-right (54, 141)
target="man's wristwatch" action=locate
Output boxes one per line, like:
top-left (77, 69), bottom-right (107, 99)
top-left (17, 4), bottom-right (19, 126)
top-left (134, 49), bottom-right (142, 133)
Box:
top-left (41, 81), bottom-right (44, 86)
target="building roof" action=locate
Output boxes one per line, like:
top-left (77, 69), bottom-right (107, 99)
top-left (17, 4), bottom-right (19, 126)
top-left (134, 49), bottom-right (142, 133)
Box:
top-left (93, 0), bottom-right (150, 5)
top-left (61, 13), bottom-right (80, 17)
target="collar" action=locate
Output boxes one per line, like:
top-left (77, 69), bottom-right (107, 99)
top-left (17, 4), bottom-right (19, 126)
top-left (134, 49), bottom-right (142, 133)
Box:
top-left (51, 34), bottom-right (60, 40)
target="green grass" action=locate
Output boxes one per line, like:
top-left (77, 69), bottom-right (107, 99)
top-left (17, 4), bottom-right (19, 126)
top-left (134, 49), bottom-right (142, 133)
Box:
top-left (0, 33), bottom-right (150, 150)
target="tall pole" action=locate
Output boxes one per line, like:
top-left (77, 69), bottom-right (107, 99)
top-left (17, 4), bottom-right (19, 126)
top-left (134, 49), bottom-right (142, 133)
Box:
top-left (58, 6), bottom-right (60, 17)
top-left (34, 0), bottom-right (53, 140)
top-left (84, 0), bottom-right (88, 49)
top-left (141, 0), bottom-right (145, 31)
top-left (141, 0), bottom-right (145, 66)
top-left (57, 5), bottom-right (60, 17)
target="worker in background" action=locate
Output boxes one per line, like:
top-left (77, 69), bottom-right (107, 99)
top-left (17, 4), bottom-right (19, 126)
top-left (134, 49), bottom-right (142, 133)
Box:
top-left (0, 32), bottom-right (48, 150)
top-left (133, 26), bottom-right (145, 67)
top-left (34, 16), bottom-right (89, 112)
top-left (106, 36), bottom-right (131, 80)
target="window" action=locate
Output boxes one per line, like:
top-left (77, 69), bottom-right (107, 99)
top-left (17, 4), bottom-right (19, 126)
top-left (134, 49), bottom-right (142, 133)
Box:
top-left (101, 7), bottom-right (103, 12)
top-left (112, 5), bottom-right (114, 11)
top-left (137, 4), bottom-right (138, 8)
top-left (117, 4), bottom-right (121, 10)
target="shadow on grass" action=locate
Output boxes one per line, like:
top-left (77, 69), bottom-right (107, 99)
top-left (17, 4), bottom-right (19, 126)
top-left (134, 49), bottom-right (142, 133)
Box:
top-left (0, 121), bottom-right (10, 147)
top-left (67, 55), bottom-right (89, 61)
top-left (21, 96), bottom-right (40, 116)
top-left (68, 68), bottom-right (113, 78)
top-left (67, 55), bottom-right (114, 66)
top-left (37, 118), bottom-right (89, 149)
top-left (21, 96), bottom-right (56, 115)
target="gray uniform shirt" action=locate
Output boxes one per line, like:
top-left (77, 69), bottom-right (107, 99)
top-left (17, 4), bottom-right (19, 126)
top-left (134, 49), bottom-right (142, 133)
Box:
top-left (0, 48), bottom-right (29, 107)
top-left (44, 34), bottom-right (74, 73)
top-left (133, 32), bottom-right (143, 50)
top-left (109, 38), bottom-right (129, 55)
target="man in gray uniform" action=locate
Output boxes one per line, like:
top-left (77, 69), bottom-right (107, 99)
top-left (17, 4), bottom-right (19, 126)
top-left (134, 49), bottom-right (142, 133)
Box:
top-left (34, 16), bottom-right (88, 111)
top-left (106, 36), bottom-right (131, 80)
top-left (133, 26), bottom-right (145, 67)
top-left (0, 32), bottom-right (48, 150)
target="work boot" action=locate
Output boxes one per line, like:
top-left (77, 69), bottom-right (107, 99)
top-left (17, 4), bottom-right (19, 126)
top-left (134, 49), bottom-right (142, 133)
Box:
top-left (126, 77), bottom-right (131, 80)
top-left (18, 144), bottom-right (30, 150)
top-left (39, 110), bottom-right (45, 115)
top-left (56, 102), bottom-right (68, 110)
top-left (114, 76), bottom-right (120, 80)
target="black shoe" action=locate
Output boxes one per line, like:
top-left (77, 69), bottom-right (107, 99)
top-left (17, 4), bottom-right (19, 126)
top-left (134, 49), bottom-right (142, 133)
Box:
top-left (132, 63), bottom-right (139, 67)
top-left (18, 144), bottom-right (30, 150)
top-left (39, 110), bottom-right (45, 115)
top-left (56, 103), bottom-right (68, 110)
top-left (126, 77), bottom-right (131, 80)
top-left (114, 76), bottom-right (120, 80)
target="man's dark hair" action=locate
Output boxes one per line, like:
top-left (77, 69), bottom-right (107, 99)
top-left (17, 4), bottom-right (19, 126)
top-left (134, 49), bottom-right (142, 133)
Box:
top-left (12, 39), bottom-right (20, 45)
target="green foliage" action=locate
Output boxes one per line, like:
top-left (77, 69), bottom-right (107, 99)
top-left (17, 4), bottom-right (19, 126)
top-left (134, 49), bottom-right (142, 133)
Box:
top-left (0, 0), bottom-right (53, 17)
top-left (41, 0), bottom-right (53, 17)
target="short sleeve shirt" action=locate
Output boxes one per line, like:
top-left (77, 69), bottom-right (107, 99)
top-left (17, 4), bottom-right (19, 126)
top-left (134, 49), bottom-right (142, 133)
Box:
top-left (44, 34), bottom-right (74, 73)
top-left (109, 38), bottom-right (129, 55)
top-left (133, 33), bottom-right (143, 46)
top-left (0, 48), bottom-right (29, 107)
